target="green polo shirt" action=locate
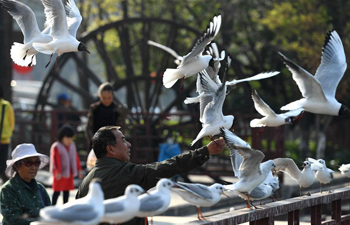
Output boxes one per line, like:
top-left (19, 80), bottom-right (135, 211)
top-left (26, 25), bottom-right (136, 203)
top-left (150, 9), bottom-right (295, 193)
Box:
top-left (0, 174), bottom-right (51, 225)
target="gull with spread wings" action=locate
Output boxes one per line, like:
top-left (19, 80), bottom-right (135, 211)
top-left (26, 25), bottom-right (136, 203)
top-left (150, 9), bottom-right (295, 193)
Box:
top-left (220, 127), bottom-right (275, 209)
top-left (162, 15), bottom-right (221, 89)
top-left (33, 0), bottom-right (90, 69)
top-left (279, 30), bottom-right (350, 116)
top-left (273, 158), bottom-right (323, 197)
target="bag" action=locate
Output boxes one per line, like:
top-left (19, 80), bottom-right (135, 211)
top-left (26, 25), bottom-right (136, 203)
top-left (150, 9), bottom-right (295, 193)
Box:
top-left (157, 143), bottom-right (181, 162)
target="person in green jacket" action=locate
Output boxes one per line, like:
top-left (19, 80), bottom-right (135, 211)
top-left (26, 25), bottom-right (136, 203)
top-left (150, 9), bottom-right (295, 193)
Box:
top-left (76, 126), bottom-right (226, 225)
top-left (0, 143), bottom-right (51, 225)
top-left (0, 85), bottom-right (15, 183)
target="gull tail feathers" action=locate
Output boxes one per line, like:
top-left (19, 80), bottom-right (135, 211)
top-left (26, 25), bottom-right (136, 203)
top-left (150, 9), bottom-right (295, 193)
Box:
top-left (163, 69), bottom-right (184, 88)
top-left (32, 42), bottom-right (54, 55)
top-left (191, 128), bottom-right (207, 146)
top-left (250, 119), bottom-right (265, 128)
top-left (184, 96), bottom-right (200, 104)
top-left (280, 100), bottom-right (304, 111)
top-left (10, 43), bottom-right (35, 67)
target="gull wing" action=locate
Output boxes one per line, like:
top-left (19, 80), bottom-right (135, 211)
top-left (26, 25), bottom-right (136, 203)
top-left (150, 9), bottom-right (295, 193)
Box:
top-left (279, 52), bottom-right (327, 102)
top-left (104, 200), bottom-right (125, 214)
top-left (175, 182), bottom-right (213, 200)
top-left (41, 204), bottom-right (97, 222)
top-left (226, 71), bottom-right (280, 87)
top-left (314, 30), bottom-right (347, 98)
top-left (251, 90), bottom-right (277, 117)
top-left (65, 0), bottom-right (82, 38)
top-left (41, 0), bottom-right (69, 38)
top-left (182, 15), bottom-right (221, 65)
top-left (0, 0), bottom-right (41, 43)
top-left (233, 145), bottom-right (265, 179)
top-left (273, 158), bottom-right (301, 181)
top-left (139, 195), bottom-right (164, 212)
top-left (147, 40), bottom-right (182, 62)
top-left (220, 127), bottom-right (251, 178)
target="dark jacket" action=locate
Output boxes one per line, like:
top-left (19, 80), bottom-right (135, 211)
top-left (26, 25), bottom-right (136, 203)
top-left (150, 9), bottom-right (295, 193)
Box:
top-left (85, 101), bottom-right (126, 141)
top-left (0, 174), bottom-right (51, 225)
top-left (76, 146), bottom-right (210, 225)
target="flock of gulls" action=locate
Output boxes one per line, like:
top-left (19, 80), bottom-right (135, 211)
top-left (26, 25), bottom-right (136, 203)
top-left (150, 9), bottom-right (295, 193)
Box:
top-left (2, 0), bottom-right (350, 224)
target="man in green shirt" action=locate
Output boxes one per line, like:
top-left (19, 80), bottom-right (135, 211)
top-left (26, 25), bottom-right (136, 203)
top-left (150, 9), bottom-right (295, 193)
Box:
top-left (76, 126), bottom-right (226, 225)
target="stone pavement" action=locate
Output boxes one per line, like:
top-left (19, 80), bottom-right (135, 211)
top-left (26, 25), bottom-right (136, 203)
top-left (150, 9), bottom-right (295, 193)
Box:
top-left (0, 171), bottom-right (348, 224)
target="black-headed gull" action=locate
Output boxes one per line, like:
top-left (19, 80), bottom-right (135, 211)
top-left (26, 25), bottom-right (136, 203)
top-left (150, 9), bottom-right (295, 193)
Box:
top-left (162, 15), bottom-right (221, 89)
top-left (136, 178), bottom-right (174, 221)
top-left (307, 158), bottom-right (334, 193)
top-left (0, 0), bottom-right (52, 67)
top-left (279, 30), bottom-right (350, 116)
top-left (237, 172), bottom-right (280, 208)
top-left (191, 64), bottom-right (234, 146)
top-left (101, 184), bottom-right (144, 224)
top-left (32, 179), bottom-right (104, 225)
top-left (273, 158), bottom-right (323, 197)
top-left (339, 164), bottom-right (350, 186)
top-left (225, 132), bottom-right (280, 208)
top-left (33, 0), bottom-right (90, 68)
top-left (171, 182), bottom-right (226, 220)
top-left (147, 40), bottom-right (183, 65)
top-left (250, 90), bottom-right (304, 127)
top-left (220, 127), bottom-right (276, 209)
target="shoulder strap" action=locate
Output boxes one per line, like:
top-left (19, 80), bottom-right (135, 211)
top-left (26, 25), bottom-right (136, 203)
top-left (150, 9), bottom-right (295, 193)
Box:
top-left (37, 184), bottom-right (47, 206)
top-left (0, 104), bottom-right (6, 143)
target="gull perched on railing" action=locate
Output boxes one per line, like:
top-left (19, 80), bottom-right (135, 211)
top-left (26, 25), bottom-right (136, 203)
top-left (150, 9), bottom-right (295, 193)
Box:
top-left (250, 90), bottom-right (304, 129)
top-left (162, 15), bottom-right (221, 89)
top-left (101, 184), bottom-right (145, 224)
top-left (339, 164), bottom-right (350, 186)
top-left (307, 158), bottom-right (334, 193)
top-left (220, 127), bottom-right (276, 209)
top-left (136, 179), bottom-right (174, 224)
top-left (171, 182), bottom-right (227, 220)
top-left (279, 30), bottom-right (350, 116)
top-left (273, 158), bottom-right (323, 197)
top-left (32, 179), bottom-right (104, 225)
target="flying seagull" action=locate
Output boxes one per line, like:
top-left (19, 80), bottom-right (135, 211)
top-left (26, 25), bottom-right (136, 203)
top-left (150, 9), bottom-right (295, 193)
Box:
top-left (162, 15), bottom-right (221, 89)
top-left (250, 90), bottom-right (304, 128)
top-left (0, 0), bottom-right (52, 67)
top-left (279, 30), bottom-right (350, 116)
top-left (33, 0), bottom-right (90, 69)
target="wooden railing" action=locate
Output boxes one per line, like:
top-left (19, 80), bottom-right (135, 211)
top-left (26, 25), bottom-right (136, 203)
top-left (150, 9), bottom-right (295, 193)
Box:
top-left (183, 187), bottom-right (350, 225)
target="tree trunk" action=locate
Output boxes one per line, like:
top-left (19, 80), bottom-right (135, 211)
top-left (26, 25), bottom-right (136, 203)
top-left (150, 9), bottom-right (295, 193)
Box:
top-left (315, 115), bottom-right (333, 159)
top-left (0, 10), bottom-right (13, 101)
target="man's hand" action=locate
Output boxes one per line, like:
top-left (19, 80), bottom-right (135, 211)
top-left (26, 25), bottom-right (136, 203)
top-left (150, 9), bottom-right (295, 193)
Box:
top-left (207, 137), bottom-right (226, 155)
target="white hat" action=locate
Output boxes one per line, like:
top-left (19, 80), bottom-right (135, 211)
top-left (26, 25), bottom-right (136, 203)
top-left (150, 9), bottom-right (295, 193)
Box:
top-left (5, 143), bottom-right (50, 178)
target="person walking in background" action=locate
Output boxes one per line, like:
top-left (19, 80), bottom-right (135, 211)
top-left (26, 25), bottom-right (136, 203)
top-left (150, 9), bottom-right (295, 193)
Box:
top-left (50, 124), bottom-right (83, 205)
top-left (0, 85), bottom-right (15, 184)
top-left (0, 143), bottom-right (51, 225)
top-left (85, 82), bottom-right (126, 148)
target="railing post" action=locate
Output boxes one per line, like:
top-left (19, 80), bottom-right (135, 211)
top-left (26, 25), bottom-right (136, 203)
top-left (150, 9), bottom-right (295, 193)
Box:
top-left (332, 199), bottom-right (341, 224)
top-left (311, 204), bottom-right (322, 225)
top-left (250, 216), bottom-right (274, 225)
top-left (288, 210), bottom-right (299, 225)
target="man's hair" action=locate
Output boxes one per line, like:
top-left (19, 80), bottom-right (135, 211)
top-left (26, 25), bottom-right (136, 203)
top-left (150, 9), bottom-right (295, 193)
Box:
top-left (0, 85), bottom-right (3, 99)
top-left (57, 124), bottom-right (75, 142)
top-left (98, 82), bottom-right (114, 96)
top-left (92, 126), bottom-right (120, 158)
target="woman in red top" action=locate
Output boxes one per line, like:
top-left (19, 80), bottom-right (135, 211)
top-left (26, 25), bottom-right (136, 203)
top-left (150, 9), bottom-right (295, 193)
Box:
top-left (50, 124), bottom-right (82, 205)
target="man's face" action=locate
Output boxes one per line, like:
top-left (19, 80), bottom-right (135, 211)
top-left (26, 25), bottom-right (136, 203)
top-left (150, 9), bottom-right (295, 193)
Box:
top-left (111, 129), bottom-right (131, 162)
top-left (100, 91), bottom-right (113, 107)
